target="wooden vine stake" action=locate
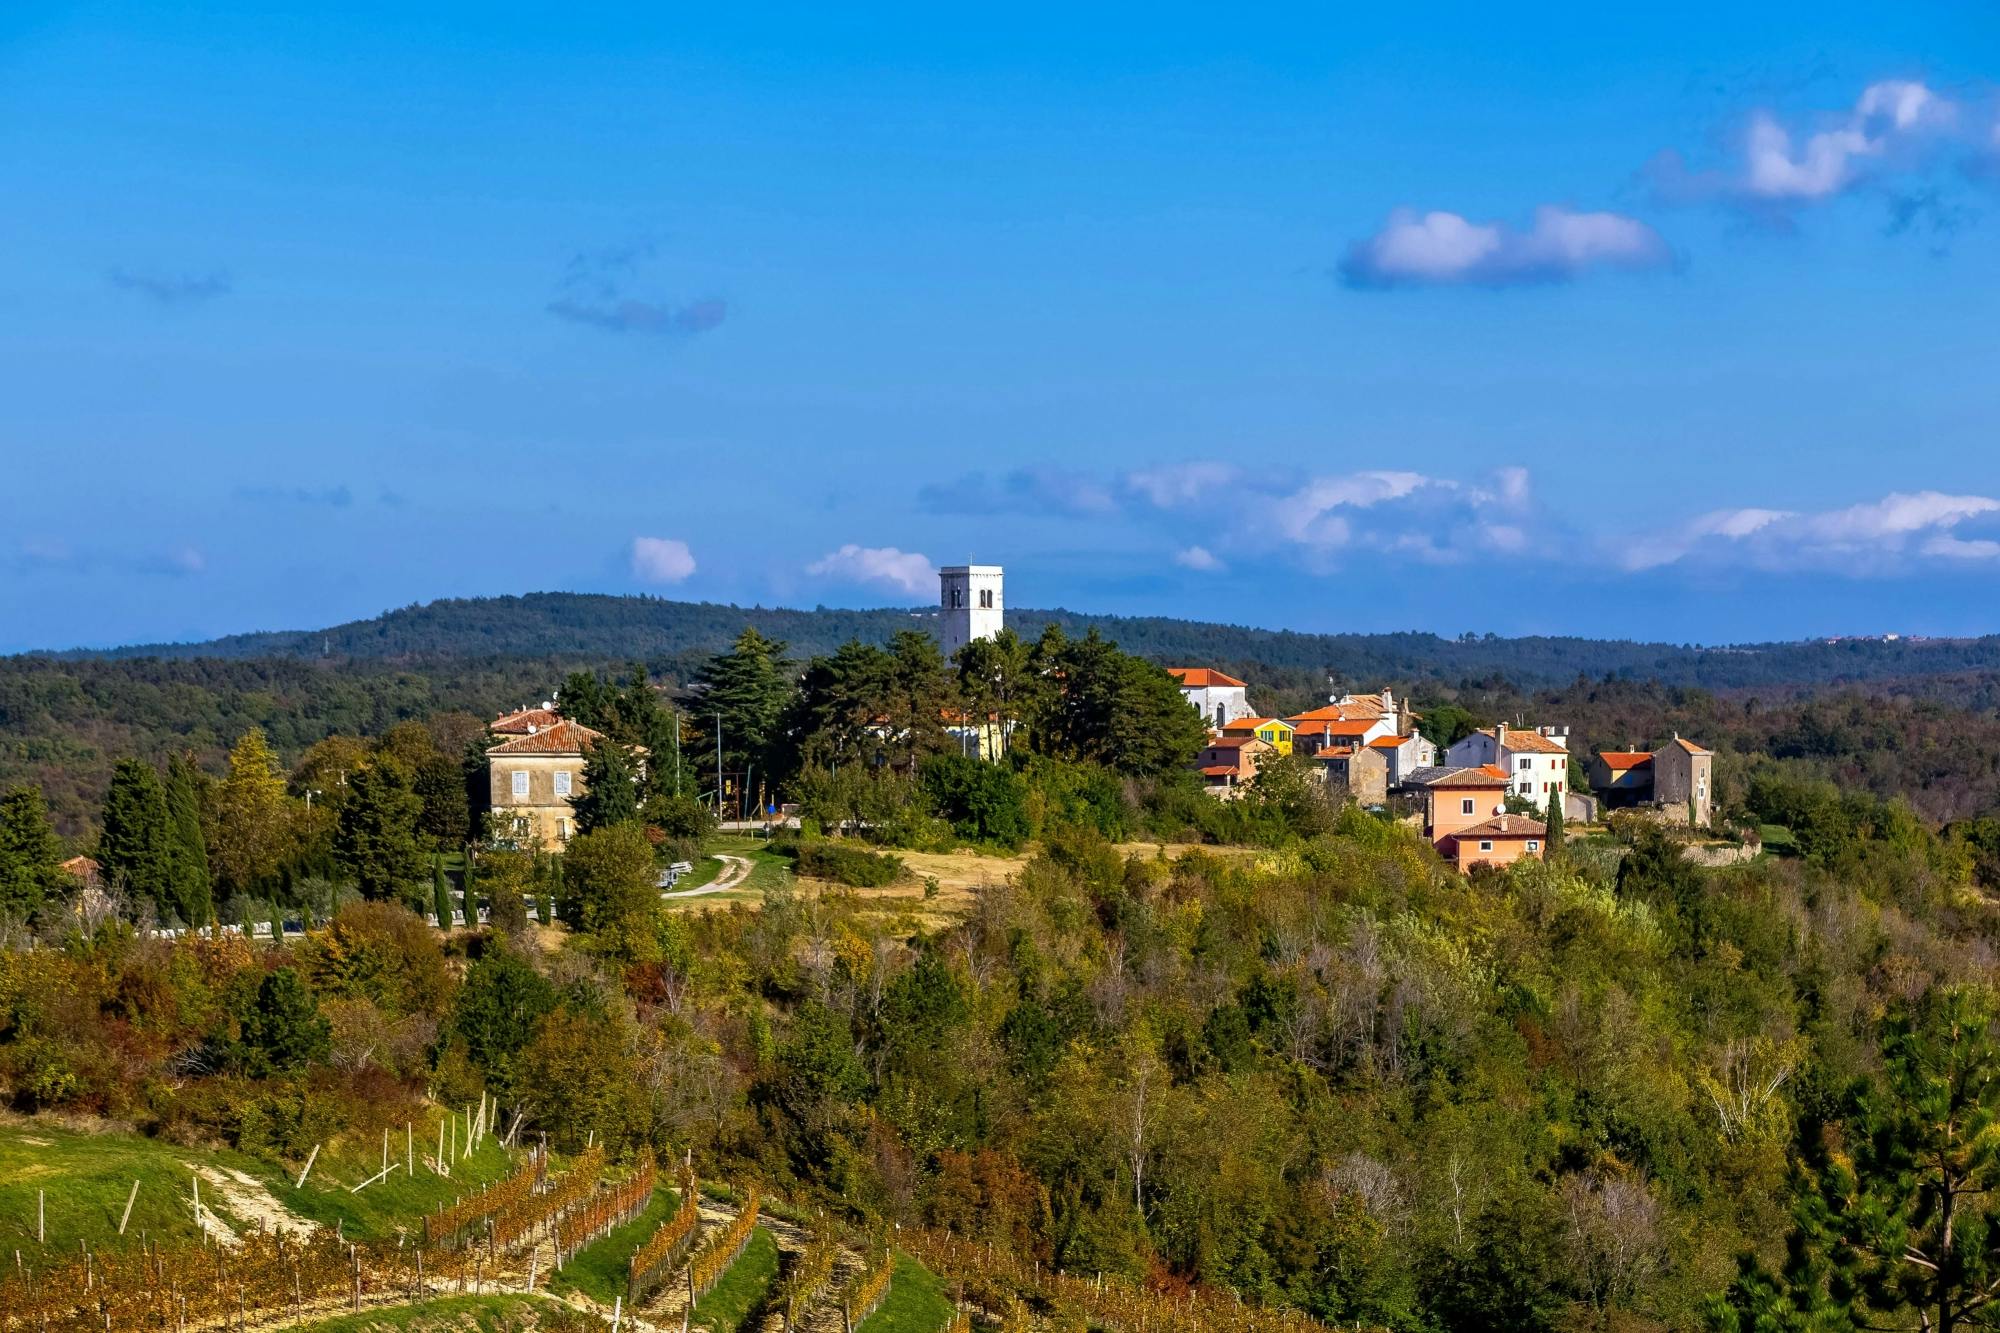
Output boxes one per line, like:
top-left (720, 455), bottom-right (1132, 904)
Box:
top-left (119, 1179), bottom-right (140, 1236)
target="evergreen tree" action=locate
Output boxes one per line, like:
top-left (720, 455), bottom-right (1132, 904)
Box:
top-left (433, 855), bottom-right (454, 929)
top-left (1545, 787), bottom-right (1566, 858)
top-left (239, 967), bottom-right (330, 1074)
top-left (687, 628), bottom-right (792, 806)
top-left (571, 740), bottom-right (642, 833)
top-left (163, 754), bottom-right (213, 926)
top-left (334, 760), bottom-right (425, 901)
top-left (0, 786), bottom-right (64, 920)
top-left (1713, 988), bottom-right (2000, 1333)
top-left (559, 823), bottom-right (660, 962)
top-left (99, 759), bottom-right (173, 917)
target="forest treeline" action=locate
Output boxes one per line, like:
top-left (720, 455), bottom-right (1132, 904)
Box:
top-left (54, 590), bottom-right (2000, 688)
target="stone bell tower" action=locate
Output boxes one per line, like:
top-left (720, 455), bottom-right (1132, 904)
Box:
top-left (937, 564), bottom-right (1003, 658)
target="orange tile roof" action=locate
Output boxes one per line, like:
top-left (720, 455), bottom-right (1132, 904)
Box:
top-left (1291, 717), bottom-right (1379, 736)
top-left (1199, 765), bottom-right (1240, 777)
top-left (1668, 737), bottom-right (1711, 755)
top-left (486, 719), bottom-right (605, 756)
top-left (1170, 667), bottom-right (1247, 689)
top-left (1484, 727), bottom-right (1568, 754)
top-left (1221, 716), bottom-right (1282, 733)
top-left (1367, 735), bottom-right (1408, 749)
top-left (1597, 751), bottom-right (1654, 769)
top-left (1203, 735), bottom-right (1258, 750)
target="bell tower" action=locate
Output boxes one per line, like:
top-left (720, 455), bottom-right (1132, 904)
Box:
top-left (938, 564), bottom-right (1003, 658)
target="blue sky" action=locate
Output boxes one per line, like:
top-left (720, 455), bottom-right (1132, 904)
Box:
top-left (3, 1), bottom-right (1999, 651)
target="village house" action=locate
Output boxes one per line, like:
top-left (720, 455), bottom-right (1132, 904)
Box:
top-left (1438, 814), bottom-right (1548, 873)
top-left (1589, 734), bottom-right (1714, 826)
top-left (486, 711), bottom-right (606, 846)
top-left (1366, 732), bottom-right (1435, 789)
top-left (1318, 744), bottom-right (1390, 805)
top-left (1196, 734), bottom-right (1270, 796)
top-left (1220, 716), bottom-right (1295, 754)
top-left (1406, 765), bottom-right (1514, 843)
top-left (1445, 723), bottom-right (1570, 809)
top-left (1171, 668), bottom-right (1255, 730)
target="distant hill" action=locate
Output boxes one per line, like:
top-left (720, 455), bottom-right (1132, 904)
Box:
top-left (45, 590), bottom-right (2000, 692)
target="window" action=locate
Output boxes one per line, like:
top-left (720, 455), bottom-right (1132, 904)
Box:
top-left (1517, 757), bottom-right (1531, 770)
top-left (553, 770), bottom-right (572, 798)
top-left (1460, 798), bottom-right (1475, 815)
top-left (1527, 840), bottom-right (1540, 852)
top-left (510, 770), bottom-right (529, 798)
top-left (556, 819), bottom-right (569, 842)
top-left (1479, 840), bottom-right (1493, 853)
top-left (979, 589), bottom-right (993, 609)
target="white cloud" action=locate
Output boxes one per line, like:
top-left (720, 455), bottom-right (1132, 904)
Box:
top-left (629, 536), bottom-right (697, 584)
top-left (806, 544), bottom-right (936, 596)
top-left (1278, 471), bottom-right (1437, 548)
top-left (1340, 205), bottom-right (1672, 289)
top-left (1624, 490), bottom-right (2000, 573)
top-left (1174, 545), bottom-right (1225, 572)
top-left (1657, 79), bottom-right (1963, 209)
top-left (165, 545), bottom-right (206, 575)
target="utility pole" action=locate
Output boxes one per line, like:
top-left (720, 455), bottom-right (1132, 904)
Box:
top-left (673, 709), bottom-right (682, 795)
top-left (715, 714), bottom-right (724, 818)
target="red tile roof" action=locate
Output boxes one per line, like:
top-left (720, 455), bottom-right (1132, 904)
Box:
top-left (1596, 751), bottom-right (1654, 770)
top-left (492, 706), bottom-right (561, 735)
top-left (1170, 667), bottom-right (1247, 689)
top-left (1221, 716), bottom-right (1287, 733)
top-left (1367, 735), bottom-right (1408, 749)
top-left (486, 719), bottom-right (605, 756)
top-left (1450, 815), bottom-right (1547, 840)
top-left (1199, 764), bottom-right (1240, 777)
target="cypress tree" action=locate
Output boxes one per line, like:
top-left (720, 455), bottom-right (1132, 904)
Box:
top-left (0, 785), bottom-right (64, 921)
top-left (100, 759), bottom-right (173, 918)
top-left (1544, 787), bottom-right (1565, 859)
top-left (433, 856), bottom-right (453, 929)
top-left (164, 754), bottom-right (213, 926)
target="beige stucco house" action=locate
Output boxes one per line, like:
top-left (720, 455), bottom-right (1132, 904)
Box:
top-left (486, 715), bottom-right (605, 846)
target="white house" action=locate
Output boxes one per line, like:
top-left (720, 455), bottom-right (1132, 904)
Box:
top-left (938, 565), bottom-right (1004, 658)
top-left (1445, 723), bottom-right (1570, 808)
top-left (1171, 668), bottom-right (1254, 730)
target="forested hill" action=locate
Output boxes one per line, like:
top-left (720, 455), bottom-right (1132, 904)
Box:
top-left (46, 591), bottom-right (2000, 692)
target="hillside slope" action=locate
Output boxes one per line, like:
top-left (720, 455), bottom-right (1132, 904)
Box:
top-left (40, 591), bottom-right (2000, 692)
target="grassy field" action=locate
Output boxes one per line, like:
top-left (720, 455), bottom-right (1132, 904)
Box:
top-left (547, 1185), bottom-right (681, 1304)
top-left (690, 1227), bottom-right (779, 1333)
top-left (0, 1111), bottom-right (518, 1255)
top-left (663, 837), bottom-right (793, 911)
top-left (296, 1293), bottom-right (555, 1332)
top-left (855, 1254), bottom-right (955, 1333)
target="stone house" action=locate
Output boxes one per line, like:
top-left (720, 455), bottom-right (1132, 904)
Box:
top-left (486, 717), bottom-right (605, 846)
top-left (1590, 735), bottom-right (1714, 826)
top-left (1196, 735), bottom-right (1270, 797)
top-left (1319, 744), bottom-right (1390, 806)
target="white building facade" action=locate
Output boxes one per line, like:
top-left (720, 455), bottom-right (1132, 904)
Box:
top-left (938, 564), bottom-right (1004, 658)
top-left (1444, 723), bottom-right (1570, 806)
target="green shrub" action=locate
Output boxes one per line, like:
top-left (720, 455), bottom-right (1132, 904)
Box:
top-left (792, 842), bottom-right (905, 887)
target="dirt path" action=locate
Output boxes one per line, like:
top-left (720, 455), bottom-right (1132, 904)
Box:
top-left (662, 855), bottom-right (753, 900)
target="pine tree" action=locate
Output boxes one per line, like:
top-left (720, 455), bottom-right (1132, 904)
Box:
top-left (1545, 787), bottom-right (1566, 859)
top-left (334, 760), bottom-right (425, 901)
top-left (0, 786), bottom-right (64, 921)
top-left (100, 759), bottom-right (173, 917)
top-left (572, 740), bottom-right (642, 833)
top-left (433, 855), bottom-right (454, 929)
top-left (163, 754), bottom-right (213, 926)
top-left (1713, 988), bottom-right (2000, 1333)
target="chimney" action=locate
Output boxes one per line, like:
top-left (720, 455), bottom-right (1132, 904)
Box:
top-left (1496, 721), bottom-right (1507, 751)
